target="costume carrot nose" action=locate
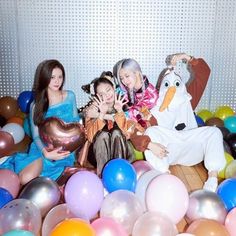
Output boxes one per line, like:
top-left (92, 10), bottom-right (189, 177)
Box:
top-left (159, 86), bottom-right (176, 112)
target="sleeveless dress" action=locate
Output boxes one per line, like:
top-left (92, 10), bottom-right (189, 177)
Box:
top-left (0, 90), bottom-right (81, 180)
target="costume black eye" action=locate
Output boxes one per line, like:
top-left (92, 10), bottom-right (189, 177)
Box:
top-left (164, 81), bottom-right (170, 87)
top-left (174, 79), bottom-right (181, 87)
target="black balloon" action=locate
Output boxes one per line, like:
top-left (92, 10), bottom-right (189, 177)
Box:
top-left (225, 133), bottom-right (236, 159)
top-left (0, 115), bottom-right (7, 127)
top-left (218, 126), bottom-right (231, 140)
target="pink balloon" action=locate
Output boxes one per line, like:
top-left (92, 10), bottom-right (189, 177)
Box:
top-left (176, 234), bottom-right (195, 236)
top-left (225, 207), bottom-right (236, 235)
top-left (0, 169), bottom-right (20, 198)
top-left (91, 217), bottom-right (128, 236)
top-left (42, 203), bottom-right (77, 236)
top-left (146, 174), bottom-right (189, 224)
top-left (132, 160), bottom-right (153, 179)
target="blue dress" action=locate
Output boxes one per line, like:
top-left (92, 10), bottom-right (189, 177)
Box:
top-left (0, 90), bottom-right (81, 180)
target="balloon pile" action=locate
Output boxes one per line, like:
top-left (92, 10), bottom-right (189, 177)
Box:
top-left (197, 105), bottom-right (236, 179)
top-left (0, 92), bottom-right (34, 159)
top-left (0, 157), bottom-right (235, 235)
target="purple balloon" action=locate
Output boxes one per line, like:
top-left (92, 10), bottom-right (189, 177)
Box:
top-left (64, 171), bottom-right (104, 220)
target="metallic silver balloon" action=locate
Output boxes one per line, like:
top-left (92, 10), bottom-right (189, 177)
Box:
top-left (186, 189), bottom-right (227, 224)
top-left (39, 117), bottom-right (86, 152)
top-left (0, 198), bottom-right (41, 235)
top-left (19, 177), bottom-right (61, 217)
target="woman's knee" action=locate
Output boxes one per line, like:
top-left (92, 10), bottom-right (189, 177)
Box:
top-left (111, 129), bottom-right (123, 138)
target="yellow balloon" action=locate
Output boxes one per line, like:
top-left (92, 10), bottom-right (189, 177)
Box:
top-left (50, 218), bottom-right (95, 236)
top-left (129, 141), bottom-right (144, 160)
top-left (218, 152), bottom-right (234, 179)
top-left (214, 105), bottom-right (235, 120)
top-left (197, 109), bottom-right (213, 122)
top-left (225, 160), bottom-right (236, 179)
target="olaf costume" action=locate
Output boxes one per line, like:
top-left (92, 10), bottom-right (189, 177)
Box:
top-left (144, 70), bottom-right (226, 188)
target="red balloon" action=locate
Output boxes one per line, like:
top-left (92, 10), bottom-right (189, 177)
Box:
top-left (39, 117), bottom-right (86, 152)
top-left (0, 131), bottom-right (15, 158)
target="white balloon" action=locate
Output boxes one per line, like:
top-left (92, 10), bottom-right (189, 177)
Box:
top-left (2, 123), bottom-right (25, 144)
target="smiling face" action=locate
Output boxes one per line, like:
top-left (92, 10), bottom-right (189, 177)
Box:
top-left (96, 82), bottom-right (115, 105)
top-left (48, 67), bottom-right (64, 92)
top-left (119, 68), bottom-right (138, 90)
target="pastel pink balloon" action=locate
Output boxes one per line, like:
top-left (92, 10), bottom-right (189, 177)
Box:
top-left (0, 169), bottom-right (20, 198)
top-left (146, 174), bottom-right (189, 224)
top-left (132, 160), bottom-right (153, 179)
top-left (91, 217), bottom-right (128, 236)
top-left (225, 207), bottom-right (236, 236)
top-left (176, 234), bottom-right (195, 236)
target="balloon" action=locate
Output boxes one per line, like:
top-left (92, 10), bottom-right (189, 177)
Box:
top-left (91, 217), bottom-right (128, 236)
top-left (186, 189), bottom-right (227, 224)
top-left (19, 177), bottom-right (61, 217)
top-left (225, 133), bottom-right (236, 158)
top-left (205, 117), bottom-right (224, 127)
top-left (50, 218), bottom-right (95, 236)
top-left (39, 117), bottom-right (85, 152)
top-left (146, 174), bottom-right (189, 224)
top-left (225, 207), bottom-right (236, 235)
top-left (65, 171), bottom-right (104, 220)
top-left (132, 160), bottom-right (154, 180)
top-left (0, 96), bottom-right (19, 120)
top-left (0, 114), bottom-right (7, 127)
top-left (0, 187), bottom-right (13, 208)
top-left (176, 234), bottom-right (194, 236)
top-left (42, 203), bottom-right (77, 236)
top-left (218, 152), bottom-right (234, 179)
top-left (7, 116), bottom-right (24, 126)
top-left (0, 169), bottom-right (20, 198)
top-left (197, 109), bottom-right (213, 122)
top-left (17, 91), bottom-right (34, 113)
top-left (225, 160), bottom-right (236, 178)
top-left (186, 219), bottom-right (230, 236)
top-left (2, 230), bottom-right (35, 236)
top-left (214, 105), bottom-right (234, 120)
top-left (194, 114), bottom-right (205, 127)
top-left (217, 178), bottom-right (236, 211)
top-left (132, 211), bottom-right (178, 236)
top-left (2, 123), bottom-right (25, 144)
top-left (224, 116), bottom-right (236, 133)
top-left (102, 159), bottom-right (137, 193)
top-left (0, 199), bottom-right (41, 235)
top-left (0, 131), bottom-right (15, 157)
top-left (223, 140), bottom-right (232, 155)
top-left (100, 190), bottom-right (144, 234)
top-left (219, 127), bottom-right (231, 140)
top-left (135, 169), bottom-right (162, 209)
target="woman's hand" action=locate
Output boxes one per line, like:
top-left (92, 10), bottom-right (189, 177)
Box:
top-left (147, 142), bottom-right (169, 159)
top-left (93, 95), bottom-right (109, 115)
top-left (43, 145), bottom-right (70, 161)
top-left (114, 93), bottom-right (128, 112)
top-left (166, 53), bottom-right (192, 67)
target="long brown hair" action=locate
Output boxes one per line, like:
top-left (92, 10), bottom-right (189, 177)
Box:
top-left (32, 59), bottom-right (65, 126)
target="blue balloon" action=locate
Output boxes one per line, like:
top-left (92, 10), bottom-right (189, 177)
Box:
top-left (195, 114), bottom-right (205, 127)
top-left (2, 230), bottom-right (35, 236)
top-left (224, 116), bottom-right (236, 133)
top-left (217, 178), bottom-right (236, 211)
top-left (0, 187), bottom-right (13, 208)
top-left (102, 159), bottom-right (137, 193)
top-left (17, 91), bottom-right (34, 113)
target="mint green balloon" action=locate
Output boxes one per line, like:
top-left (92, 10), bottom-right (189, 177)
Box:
top-left (3, 230), bottom-right (35, 236)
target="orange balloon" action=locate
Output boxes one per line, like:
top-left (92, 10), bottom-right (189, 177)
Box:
top-left (7, 116), bottom-right (24, 126)
top-left (50, 218), bottom-right (95, 236)
top-left (186, 219), bottom-right (230, 236)
top-left (0, 96), bottom-right (19, 120)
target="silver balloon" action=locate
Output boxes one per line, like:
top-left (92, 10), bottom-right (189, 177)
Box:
top-left (100, 190), bottom-right (144, 235)
top-left (132, 211), bottom-right (178, 236)
top-left (19, 177), bottom-right (61, 217)
top-left (186, 189), bottom-right (227, 224)
top-left (0, 198), bottom-right (41, 235)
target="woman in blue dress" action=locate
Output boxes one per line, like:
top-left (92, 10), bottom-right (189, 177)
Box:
top-left (0, 59), bottom-right (81, 185)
